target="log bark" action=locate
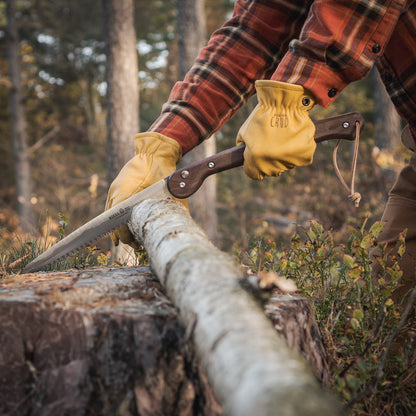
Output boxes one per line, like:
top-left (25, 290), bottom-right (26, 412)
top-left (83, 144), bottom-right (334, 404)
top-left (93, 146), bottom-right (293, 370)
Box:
top-left (129, 198), bottom-right (341, 416)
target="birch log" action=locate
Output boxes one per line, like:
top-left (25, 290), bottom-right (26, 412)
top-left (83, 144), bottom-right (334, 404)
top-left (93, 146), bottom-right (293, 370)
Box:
top-left (129, 199), bottom-right (342, 416)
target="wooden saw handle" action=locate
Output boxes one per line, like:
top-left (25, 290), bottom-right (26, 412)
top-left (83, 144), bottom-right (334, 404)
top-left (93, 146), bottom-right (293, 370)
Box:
top-left (167, 112), bottom-right (364, 199)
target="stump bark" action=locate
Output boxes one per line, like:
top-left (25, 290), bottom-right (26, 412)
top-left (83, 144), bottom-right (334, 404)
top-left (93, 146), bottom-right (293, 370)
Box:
top-left (0, 199), bottom-right (340, 415)
top-left (0, 267), bottom-right (222, 416)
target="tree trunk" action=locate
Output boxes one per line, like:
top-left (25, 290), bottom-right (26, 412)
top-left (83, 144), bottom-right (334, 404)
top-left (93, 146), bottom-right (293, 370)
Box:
top-left (177, 0), bottom-right (219, 243)
top-left (102, 0), bottom-right (140, 263)
top-left (371, 67), bottom-right (401, 151)
top-left (6, 0), bottom-right (34, 233)
top-left (129, 198), bottom-right (341, 415)
top-left (102, 0), bottom-right (139, 184)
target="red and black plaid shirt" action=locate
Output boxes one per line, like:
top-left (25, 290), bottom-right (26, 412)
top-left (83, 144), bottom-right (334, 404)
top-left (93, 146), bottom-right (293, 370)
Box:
top-left (150, 0), bottom-right (415, 154)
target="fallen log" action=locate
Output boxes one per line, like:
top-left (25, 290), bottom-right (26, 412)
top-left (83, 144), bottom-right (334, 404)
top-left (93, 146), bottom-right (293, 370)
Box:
top-left (129, 198), bottom-right (341, 415)
top-left (0, 198), bottom-right (341, 415)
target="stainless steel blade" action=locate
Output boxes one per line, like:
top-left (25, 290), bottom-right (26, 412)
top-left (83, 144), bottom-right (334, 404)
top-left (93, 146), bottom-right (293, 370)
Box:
top-left (22, 179), bottom-right (171, 273)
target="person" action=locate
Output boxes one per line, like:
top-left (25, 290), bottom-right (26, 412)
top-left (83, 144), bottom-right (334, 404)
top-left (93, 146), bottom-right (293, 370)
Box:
top-left (106, 0), bottom-right (416, 299)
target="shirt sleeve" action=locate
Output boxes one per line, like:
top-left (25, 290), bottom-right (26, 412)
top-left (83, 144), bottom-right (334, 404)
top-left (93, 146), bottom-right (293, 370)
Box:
top-left (272, 0), bottom-right (406, 107)
top-left (149, 0), bottom-right (311, 154)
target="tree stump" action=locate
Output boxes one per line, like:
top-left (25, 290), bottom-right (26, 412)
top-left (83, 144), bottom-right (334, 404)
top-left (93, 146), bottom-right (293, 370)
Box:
top-left (0, 267), bottom-right (332, 416)
top-left (0, 267), bottom-right (222, 416)
top-left (264, 290), bottom-right (331, 387)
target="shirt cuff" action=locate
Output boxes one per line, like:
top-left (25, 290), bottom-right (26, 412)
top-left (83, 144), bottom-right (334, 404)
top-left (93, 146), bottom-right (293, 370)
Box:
top-left (271, 51), bottom-right (360, 108)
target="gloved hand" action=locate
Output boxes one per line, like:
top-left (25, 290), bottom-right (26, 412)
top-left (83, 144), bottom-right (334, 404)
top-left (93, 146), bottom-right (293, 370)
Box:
top-left (105, 132), bottom-right (183, 249)
top-left (236, 80), bottom-right (316, 180)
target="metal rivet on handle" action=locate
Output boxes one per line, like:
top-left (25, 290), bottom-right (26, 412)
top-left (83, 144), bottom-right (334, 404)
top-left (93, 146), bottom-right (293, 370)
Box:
top-left (179, 182), bottom-right (186, 188)
top-left (342, 121), bottom-right (350, 129)
top-left (208, 162), bottom-right (215, 168)
top-left (180, 170), bottom-right (190, 179)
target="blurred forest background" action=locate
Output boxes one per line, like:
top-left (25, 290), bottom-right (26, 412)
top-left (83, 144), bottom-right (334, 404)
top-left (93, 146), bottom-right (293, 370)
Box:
top-left (0, 0), bottom-right (411, 256)
top-left (2, 1), bottom-right (416, 413)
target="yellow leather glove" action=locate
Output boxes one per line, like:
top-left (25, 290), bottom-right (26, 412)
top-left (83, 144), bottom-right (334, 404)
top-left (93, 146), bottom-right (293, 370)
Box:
top-left (105, 132), bottom-right (183, 249)
top-left (236, 80), bottom-right (316, 180)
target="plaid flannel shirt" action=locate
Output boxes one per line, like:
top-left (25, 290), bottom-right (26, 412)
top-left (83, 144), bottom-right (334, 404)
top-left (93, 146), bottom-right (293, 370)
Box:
top-left (150, 0), bottom-right (415, 154)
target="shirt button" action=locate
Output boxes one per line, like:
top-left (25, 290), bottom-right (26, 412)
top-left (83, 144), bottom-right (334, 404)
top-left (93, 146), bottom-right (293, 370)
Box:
top-left (328, 88), bottom-right (337, 98)
top-left (372, 44), bottom-right (381, 53)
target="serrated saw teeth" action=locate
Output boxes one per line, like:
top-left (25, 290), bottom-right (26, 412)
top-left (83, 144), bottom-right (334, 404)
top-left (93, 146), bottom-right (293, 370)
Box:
top-left (21, 179), bottom-right (170, 273)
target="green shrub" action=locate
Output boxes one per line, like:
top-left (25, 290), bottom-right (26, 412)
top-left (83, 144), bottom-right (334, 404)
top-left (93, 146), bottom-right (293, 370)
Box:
top-left (236, 219), bottom-right (416, 415)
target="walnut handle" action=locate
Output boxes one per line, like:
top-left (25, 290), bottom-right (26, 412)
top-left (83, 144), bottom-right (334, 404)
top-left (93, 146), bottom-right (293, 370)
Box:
top-left (167, 112), bottom-right (364, 199)
top-left (314, 112), bottom-right (364, 143)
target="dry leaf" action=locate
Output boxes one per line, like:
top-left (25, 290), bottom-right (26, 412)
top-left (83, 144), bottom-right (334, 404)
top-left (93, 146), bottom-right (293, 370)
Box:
top-left (8, 254), bottom-right (30, 270)
top-left (258, 270), bottom-right (297, 293)
top-left (276, 277), bottom-right (298, 293)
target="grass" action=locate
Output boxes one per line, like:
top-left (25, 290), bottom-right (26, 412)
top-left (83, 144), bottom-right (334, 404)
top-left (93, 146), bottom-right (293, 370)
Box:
top-left (0, 213), bottom-right (146, 276)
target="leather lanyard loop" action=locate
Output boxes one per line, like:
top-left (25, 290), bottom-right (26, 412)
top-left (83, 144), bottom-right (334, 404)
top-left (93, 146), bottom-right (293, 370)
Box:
top-left (333, 121), bottom-right (361, 208)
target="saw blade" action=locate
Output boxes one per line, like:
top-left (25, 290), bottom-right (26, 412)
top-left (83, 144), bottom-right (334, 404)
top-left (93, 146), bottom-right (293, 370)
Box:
top-left (22, 179), bottom-right (171, 273)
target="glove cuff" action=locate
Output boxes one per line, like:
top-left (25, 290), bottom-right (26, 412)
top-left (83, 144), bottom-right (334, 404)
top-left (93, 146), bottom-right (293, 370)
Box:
top-left (134, 132), bottom-right (183, 164)
top-left (255, 80), bottom-right (315, 110)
